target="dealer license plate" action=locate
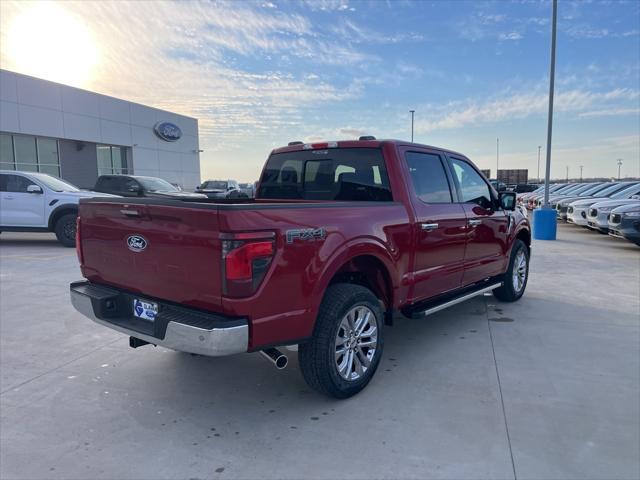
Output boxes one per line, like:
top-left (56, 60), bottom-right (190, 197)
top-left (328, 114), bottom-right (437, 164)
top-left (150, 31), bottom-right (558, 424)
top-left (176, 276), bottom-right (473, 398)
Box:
top-left (133, 298), bottom-right (158, 321)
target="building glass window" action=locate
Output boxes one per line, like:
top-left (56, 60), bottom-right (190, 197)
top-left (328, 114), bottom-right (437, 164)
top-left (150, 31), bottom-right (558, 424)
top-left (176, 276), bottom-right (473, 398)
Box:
top-left (0, 133), bottom-right (60, 175)
top-left (14, 135), bottom-right (38, 172)
top-left (0, 134), bottom-right (14, 170)
top-left (36, 138), bottom-right (60, 176)
top-left (97, 144), bottom-right (128, 175)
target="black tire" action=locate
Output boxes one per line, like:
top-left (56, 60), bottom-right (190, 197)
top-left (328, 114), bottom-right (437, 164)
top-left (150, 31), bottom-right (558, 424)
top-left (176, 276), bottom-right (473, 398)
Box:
top-left (298, 284), bottom-right (384, 399)
top-left (493, 239), bottom-right (529, 302)
top-left (54, 213), bottom-right (77, 247)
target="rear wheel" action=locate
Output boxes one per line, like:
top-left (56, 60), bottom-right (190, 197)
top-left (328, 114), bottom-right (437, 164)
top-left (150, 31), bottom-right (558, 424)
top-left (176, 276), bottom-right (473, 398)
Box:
top-left (493, 239), bottom-right (529, 302)
top-left (54, 213), bottom-right (77, 247)
top-left (298, 284), bottom-right (384, 399)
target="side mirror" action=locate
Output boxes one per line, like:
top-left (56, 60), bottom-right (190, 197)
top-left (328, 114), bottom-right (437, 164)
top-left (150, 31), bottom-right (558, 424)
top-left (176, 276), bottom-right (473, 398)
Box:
top-left (127, 185), bottom-right (141, 193)
top-left (195, 185), bottom-right (201, 190)
top-left (27, 184), bottom-right (43, 194)
top-left (499, 192), bottom-right (516, 211)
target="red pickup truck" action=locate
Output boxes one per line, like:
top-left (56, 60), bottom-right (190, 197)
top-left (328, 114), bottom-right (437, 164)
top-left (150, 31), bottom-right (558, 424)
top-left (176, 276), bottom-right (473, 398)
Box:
top-left (70, 139), bottom-right (530, 398)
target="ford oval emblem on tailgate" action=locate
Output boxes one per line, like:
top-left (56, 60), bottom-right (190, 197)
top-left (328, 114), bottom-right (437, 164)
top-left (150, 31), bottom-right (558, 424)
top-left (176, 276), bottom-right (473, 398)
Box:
top-left (127, 235), bottom-right (148, 252)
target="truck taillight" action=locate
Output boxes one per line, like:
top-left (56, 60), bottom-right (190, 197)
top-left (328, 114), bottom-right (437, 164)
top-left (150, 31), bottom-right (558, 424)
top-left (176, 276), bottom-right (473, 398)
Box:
top-left (75, 216), bottom-right (84, 264)
top-left (221, 232), bottom-right (275, 298)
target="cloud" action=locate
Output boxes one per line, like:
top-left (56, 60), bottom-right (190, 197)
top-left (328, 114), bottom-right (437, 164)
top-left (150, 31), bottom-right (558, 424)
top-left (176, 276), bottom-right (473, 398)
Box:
top-left (0, 0), bottom-right (377, 153)
top-left (415, 87), bottom-right (640, 133)
top-left (330, 19), bottom-right (425, 44)
top-left (499, 32), bottom-right (523, 41)
top-left (579, 108), bottom-right (640, 118)
top-left (564, 24), bottom-right (609, 39)
top-left (300, 0), bottom-right (355, 12)
top-left (338, 128), bottom-right (369, 138)
top-left (471, 135), bottom-right (640, 179)
top-left (396, 61), bottom-right (423, 77)
top-left (620, 29), bottom-right (640, 37)
top-left (458, 11), bottom-right (528, 42)
top-left (477, 13), bottom-right (507, 24)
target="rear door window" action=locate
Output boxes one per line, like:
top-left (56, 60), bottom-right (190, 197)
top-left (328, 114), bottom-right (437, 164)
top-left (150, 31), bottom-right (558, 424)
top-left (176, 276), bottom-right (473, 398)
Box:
top-left (257, 148), bottom-right (392, 201)
top-left (404, 152), bottom-right (452, 203)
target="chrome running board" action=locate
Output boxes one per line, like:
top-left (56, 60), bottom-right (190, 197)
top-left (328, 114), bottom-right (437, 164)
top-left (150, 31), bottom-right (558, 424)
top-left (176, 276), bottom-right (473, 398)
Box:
top-left (411, 283), bottom-right (502, 318)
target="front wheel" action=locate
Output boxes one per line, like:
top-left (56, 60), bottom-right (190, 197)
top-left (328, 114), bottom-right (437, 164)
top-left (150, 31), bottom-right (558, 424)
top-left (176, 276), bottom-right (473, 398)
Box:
top-left (54, 213), bottom-right (77, 247)
top-left (298, 284), bottom-right (384, 399)
top-left (493, 239), bottom-right (529, 302)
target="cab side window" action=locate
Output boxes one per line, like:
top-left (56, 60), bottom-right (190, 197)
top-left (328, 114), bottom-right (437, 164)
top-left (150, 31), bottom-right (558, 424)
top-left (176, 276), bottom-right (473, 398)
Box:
top-left (0, 174), bottom-right (33, 193)
top-left (96, 177), bottom-right (115, 192)
top-left (405, 152), bottom-right (452, 203)
top-left (451, 158), bottom-right (493, 209)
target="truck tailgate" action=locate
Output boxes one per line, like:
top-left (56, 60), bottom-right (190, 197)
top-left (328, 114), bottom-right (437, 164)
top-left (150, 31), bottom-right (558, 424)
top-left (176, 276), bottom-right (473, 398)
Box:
top-left (79, 201), bottom-right (223, 311)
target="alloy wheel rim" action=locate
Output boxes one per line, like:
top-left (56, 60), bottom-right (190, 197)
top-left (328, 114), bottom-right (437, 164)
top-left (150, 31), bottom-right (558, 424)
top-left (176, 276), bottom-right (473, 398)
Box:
top-left (334, 305), bottom-right (378, 381)
top-left (512, 251), bottom-right (527, 292)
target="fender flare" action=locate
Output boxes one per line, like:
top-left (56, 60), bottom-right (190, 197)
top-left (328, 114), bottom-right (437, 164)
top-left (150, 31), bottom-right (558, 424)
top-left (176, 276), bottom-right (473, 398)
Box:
top-left (309, 237), bottom-right (398, 318)
top-left (47, 203), bottom-right (78, 230)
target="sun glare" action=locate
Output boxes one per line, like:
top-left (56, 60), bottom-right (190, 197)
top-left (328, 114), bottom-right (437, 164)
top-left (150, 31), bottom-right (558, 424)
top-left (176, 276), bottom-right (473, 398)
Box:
top-left (7, 3), bottom-right (99, 88)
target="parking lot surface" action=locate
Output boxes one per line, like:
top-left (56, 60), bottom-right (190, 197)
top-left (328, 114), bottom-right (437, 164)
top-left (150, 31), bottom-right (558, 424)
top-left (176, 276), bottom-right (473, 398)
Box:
top-left (1, 225), bottom-right (638, 480)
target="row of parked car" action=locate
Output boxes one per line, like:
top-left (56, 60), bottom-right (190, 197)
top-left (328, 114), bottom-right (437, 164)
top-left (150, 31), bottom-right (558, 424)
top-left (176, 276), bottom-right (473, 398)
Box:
top-left (518, 181), bottom-right (640, 246)
top-left (0, 170), bottom-right (256, 247)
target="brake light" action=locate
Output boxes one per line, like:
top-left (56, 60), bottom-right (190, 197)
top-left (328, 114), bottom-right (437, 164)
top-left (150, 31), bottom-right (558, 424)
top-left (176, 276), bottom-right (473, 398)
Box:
top-left (75, 216), bottom-right (84, 264)
top-left (303, 141), bottom-right (338, 150)
top-left (221, 232), bottom-right (275, 297)
top-left (225, 241), bottom-right (273, 280)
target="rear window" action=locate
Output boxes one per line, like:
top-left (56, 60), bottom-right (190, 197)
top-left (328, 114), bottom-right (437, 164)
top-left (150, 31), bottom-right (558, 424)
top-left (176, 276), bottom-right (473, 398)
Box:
top-left (257, 148), bottom-right (392, 201)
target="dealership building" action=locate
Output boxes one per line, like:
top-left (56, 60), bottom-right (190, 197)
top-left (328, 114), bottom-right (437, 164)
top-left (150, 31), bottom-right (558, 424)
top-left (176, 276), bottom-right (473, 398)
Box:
top-left (0, 69), bottom-right (201, 190)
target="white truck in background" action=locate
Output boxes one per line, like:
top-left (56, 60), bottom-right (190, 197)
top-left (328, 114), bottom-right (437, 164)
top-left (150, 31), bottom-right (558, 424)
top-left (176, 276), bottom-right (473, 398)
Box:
top-left (0, 171), bottom-right (116, 247)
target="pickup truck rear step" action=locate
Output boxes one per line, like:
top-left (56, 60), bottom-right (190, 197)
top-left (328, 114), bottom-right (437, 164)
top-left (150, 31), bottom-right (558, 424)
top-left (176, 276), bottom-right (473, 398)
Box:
top-left (403, 279), bottom-right (502, 319)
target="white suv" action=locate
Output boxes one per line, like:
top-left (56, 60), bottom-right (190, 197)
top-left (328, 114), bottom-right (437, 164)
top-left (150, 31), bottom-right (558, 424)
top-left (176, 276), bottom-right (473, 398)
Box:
top-left (0, 171), bottom-right (115, 247)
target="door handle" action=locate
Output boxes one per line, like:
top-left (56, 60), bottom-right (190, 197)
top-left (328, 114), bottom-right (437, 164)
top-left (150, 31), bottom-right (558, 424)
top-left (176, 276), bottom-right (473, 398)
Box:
top-left (468, 219), bottom-right (482, 227)
top-left (420, 223), bottom-right (439, 231)
top-left (120, 209), bottom-right (141, 217)
top-left (4, 196), bottom-right (14, 200)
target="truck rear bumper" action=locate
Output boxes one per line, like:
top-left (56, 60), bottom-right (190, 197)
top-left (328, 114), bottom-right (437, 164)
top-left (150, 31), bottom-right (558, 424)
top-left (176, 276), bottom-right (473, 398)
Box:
top-left (70, 281), bottom-right (248, 356)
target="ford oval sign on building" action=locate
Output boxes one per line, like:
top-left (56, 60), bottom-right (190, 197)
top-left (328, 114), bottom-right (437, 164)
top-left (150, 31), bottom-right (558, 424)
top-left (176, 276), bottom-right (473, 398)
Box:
top-left (153, 122), bottom-right (182, 142)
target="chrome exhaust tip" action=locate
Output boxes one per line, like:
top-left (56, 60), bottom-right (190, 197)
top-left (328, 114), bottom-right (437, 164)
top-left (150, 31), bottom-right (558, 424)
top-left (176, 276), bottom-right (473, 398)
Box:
top-left (260, 348), bottom-right (288, 369)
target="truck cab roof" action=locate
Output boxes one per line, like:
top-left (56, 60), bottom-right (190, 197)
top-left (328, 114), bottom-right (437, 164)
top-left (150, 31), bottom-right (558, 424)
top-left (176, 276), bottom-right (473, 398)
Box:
top-left (271, 139), bottom-right (469, 160)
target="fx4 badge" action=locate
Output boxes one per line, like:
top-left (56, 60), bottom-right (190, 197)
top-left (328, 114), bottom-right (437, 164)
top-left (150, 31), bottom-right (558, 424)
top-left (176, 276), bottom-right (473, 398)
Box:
top-left (286, 227), bottom-right (326, 244)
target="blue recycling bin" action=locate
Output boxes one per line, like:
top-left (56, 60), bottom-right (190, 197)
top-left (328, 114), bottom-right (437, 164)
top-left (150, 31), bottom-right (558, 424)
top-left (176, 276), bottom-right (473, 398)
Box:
top-left (532, 208), bottom-right (557, 240)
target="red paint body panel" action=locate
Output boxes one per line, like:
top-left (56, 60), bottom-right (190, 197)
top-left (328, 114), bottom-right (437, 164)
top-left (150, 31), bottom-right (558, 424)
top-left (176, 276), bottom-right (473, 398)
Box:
top-left (77, 140), bottom-right (530, 351)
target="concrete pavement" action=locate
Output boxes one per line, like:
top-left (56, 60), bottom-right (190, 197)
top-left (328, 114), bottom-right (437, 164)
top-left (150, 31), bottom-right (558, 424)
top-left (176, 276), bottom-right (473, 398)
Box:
top-left (1, 225), bottom-right (638, 479)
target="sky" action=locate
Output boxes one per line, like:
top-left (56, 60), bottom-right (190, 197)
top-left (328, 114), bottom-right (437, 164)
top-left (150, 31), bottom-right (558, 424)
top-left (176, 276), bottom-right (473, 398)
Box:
top-left (1, 0), bottom-right (639, 182)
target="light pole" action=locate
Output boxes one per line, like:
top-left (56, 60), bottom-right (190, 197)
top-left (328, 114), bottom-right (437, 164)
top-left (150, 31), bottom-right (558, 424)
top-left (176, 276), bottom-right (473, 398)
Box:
top-left (542, 0), bottom-right (557, 209)
top-left (532, 0), bottom-right (558, 241)
top-left (617, 158), bottom-right (623, 180)
top-left (580, 165), bottom-right (583, 182)
top-left (537, 145), bottom-right (541, 182)
top-left (496, 137), bottom-right (499, 181)
top-left (566, 166), bottom-right (569, 182)
top-left (410, 110), bottom-right (415, 142)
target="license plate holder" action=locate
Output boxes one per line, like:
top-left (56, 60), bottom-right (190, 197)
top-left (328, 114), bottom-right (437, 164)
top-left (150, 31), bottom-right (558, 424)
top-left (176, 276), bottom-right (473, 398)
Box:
top-left (133, 298), bottom-right (158, 322)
